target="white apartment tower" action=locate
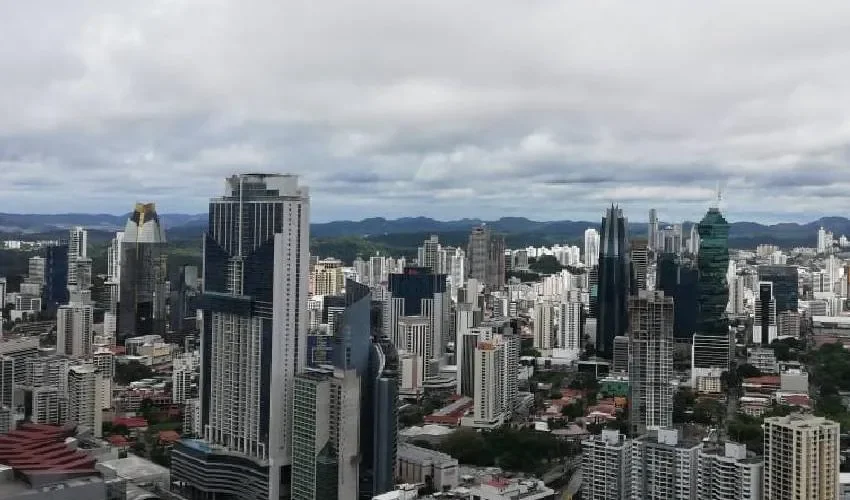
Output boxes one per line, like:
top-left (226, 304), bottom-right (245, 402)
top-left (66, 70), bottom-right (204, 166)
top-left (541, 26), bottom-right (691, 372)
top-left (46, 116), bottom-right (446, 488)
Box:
top-left (472, 338), bottom-right (506, 427)
top-left (56, 302), bottom-right (93, 358)
top-left (697, 442), bottom-right (763, 500)
top-left (557, 291), bottom-right (582, 352)
top-left (582, 430), bottom-right (631, 500)
top-left (628, 290), bottom-right (674, 436)
top-left (817, 226), bottom-right (828, 253)
top-left (68, 364), bottom-right (106, 438)
top-left (584, 228), bottom-right (600, 267)
top-left (763, 414), bottom-right (839, 500)
top-left (631, 428), bottom-right (702, 500)
top-left (532, 301), bottom-right (553, 351)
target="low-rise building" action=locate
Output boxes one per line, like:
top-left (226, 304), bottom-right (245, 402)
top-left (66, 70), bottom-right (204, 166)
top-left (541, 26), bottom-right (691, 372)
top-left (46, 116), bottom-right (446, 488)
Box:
top-left (396, 443), bottom-right (459, 492)
top-left (466, 477), bottom-right (556, 500)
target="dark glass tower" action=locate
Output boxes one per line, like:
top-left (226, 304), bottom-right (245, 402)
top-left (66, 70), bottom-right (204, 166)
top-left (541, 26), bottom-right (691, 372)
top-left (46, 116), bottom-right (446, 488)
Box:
top-left (118, 203), bottom-right (167, 343)
top-left (656, 253), bottom-right (699, 340)
top-left (43, 244), bottom-right (69, 313)
top-left (758, 265), bottom-right (798, 313)
top-left (696, 206), bottom-right (730, 336)
top-left (596, 205), bottom-right (631, 358)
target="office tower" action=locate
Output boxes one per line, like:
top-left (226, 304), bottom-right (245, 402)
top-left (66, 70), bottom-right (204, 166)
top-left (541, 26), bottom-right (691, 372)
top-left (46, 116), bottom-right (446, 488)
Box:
top-left (43, 243), bottom-right (69, 312)
top-left (532, 301), bottom-right (553, 351)
top-left (696, 203), bottom-right (730, 336)
top-left (369, 255), bottom-right (386, 287)
top-left (56, 302), bottom-right (93, 358)
top-left (631, 428), bottom-right (702, 500)
top-left (418, 235), bottom-right (441, 273)
top-left (170, 174), bottom-right (310, 500)
top-left (291, 367), bottom-right (361, 500)
top-left (27, 256), bottom-right (45, 285)
top-left (582, 430), bottom-right (631, 500)
top-left (612, 336), bottom-right (629, 374)
top-left (697, 442), bottom-right (763, 500)
top-left (763, 414), bottom-right (839, 500)
top-left (169, 265), bottom-right (200, 342)
top-left (656, 253), bottom-right (698, 340)
top-left (630, 240), bottom-right (648, 291)
top-left (817, 226), bottom-right (828, 253)
top-left (472, 338), bottom-right (506, 427)
top-left (467, 225), bottom-right (506, 289)
top-left (660, 225), bottom-right (682, 255)
top-left (68, 364), bottom-right (105, 438)
top-left (585, 228), bottom-right (600, 267)
top-left (118, 203), bottom-right (168, 343)
top-left (597, 205), bottom-right (631, 358)
top-left (648, 208), bottom-right (659, 251)
top-left (754, 282), bottom-right (777, 345)
top-left (456, 327), bottom-right (479, 398)
top-left (758, 265), bottom-right (798, 313)
top-left (387, 267), bottom-right (449, 376)
top-left (628, 291), bottom-right (674, 436)
top-left (557, 293), bottom-right (582, 352)
top-left (362, 336), bottom-right (399, 498)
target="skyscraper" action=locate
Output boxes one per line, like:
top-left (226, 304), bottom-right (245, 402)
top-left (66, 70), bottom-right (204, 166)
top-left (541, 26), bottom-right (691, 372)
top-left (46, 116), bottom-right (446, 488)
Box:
top-left (696, 204), bottom-right (729, 337)
top-left (656, 253), bottom-right (698, 340)
top-left (56, 302), bottom-right (93, 358)
top-left (362, 336), bottom-right (399, 498)
top-left (596, 205), bottom-right (631, 358)
top-left (472, 338), bottom-right (506, 428)
top-left (630, 240), bottom-right (648, 291)
top-left (763, 414), bottom-right (839, 500)
top-left (532, 301), bottom-right (553, 351)
top-left (118, 203), bottom-right (168, 343)
top-left (171, 174), bottom-right (310, 500)
top-left (628, 290), bottom-right (674, 436)
top-left (467, 225), bottom-right (505, 289)
top-left (757, 265), bottom-right (799, 313)
top-left (418, 235), bottom-right (440, 273)
top-left (584, 228), bottom-right (600, 267)
top-left (43, 243), bottom-right (69, 313)
top-left (754, 282), bottom-right (777, 345)
top-left (648, 208), bottom-right (659, 252)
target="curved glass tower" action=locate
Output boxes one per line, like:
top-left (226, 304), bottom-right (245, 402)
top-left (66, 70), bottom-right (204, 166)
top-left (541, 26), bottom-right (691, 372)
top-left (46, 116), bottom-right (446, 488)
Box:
top-left (696, 206), bottom-right (729, 336)
top-left (596, 205), bottom-right (631, 358)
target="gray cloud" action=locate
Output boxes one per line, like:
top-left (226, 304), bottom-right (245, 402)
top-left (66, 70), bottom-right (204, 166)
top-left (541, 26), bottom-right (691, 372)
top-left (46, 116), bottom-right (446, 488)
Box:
top-left (1, 0), bottom-right (850, 222)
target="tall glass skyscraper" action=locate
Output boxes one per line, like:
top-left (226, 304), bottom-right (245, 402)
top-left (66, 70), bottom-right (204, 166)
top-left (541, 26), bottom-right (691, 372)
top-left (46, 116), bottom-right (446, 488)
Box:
top-left (758, 265), bottom-right (799, 313)
top-left (696, 205), bottom-right (730, 336)
top-left (118, 203), bottom-right (167, 344)
top-left (596, 205), bottom-right (631, 358)
top-left (171, 174), bottom-right (310, 500)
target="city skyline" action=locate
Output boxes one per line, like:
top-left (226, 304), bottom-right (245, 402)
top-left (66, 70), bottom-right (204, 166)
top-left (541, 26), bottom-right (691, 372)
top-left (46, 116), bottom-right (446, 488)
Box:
top-left (3, 3), bottom-right (850, 221)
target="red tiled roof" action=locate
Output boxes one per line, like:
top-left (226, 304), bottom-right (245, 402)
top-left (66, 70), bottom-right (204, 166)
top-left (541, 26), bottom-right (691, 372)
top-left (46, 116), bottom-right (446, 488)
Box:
top-left (744, 376), bottom-right (780, 386)
top-left (112, 416), bottom-right (148, 428)
top-left (780, 394), bottom-right (811, 408)
top-left (107, 435), bottom-right (129, 446)
top-left (158, 431), bottom-right (180, 443)
top-left (0, 423), bottom-right (96, 483)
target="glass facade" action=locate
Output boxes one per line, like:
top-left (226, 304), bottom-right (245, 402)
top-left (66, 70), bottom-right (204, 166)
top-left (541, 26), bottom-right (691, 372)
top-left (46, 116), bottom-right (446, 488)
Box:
top-left (758, 265), bottom-right (798, 313)
top-left (43, 244), bottom-right (69, 313)
top-left (656, 253), bottom-right (698, 340)
top-left (596, 205), bottom-right (631, 357)
top-left (696, 207), bottom-right (729, 336)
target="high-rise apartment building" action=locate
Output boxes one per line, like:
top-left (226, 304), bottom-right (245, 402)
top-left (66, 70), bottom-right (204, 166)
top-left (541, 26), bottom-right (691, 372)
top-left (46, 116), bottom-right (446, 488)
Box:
top-left (585, 228), bottom-right (600, 267)
top-left (311, 258), bottom-right (345, 296)
top-left (557, 293), bottom-right (582, 352)
top-left (291, 367), bottom-right (361, 500)
top-left (66, 226), bottom-right (88, 292)
top-left (467, 225), bottom-right (505, 290)
top-left (630, 240), bottom-right (649, 291)
top-left (582, 430), bottom-right (631, 500)
top-left (630, 428), bottom-right (702, 500)
top-left (532, 301), bottom-right (553, 351)
top-left (817, 226), bottom-right (828, 254)
top-left (56, 302), bottom-right (93, 358)
top-left (648, 208), bottom-right (659, 251)
top-left (418, 235), bottom-right (441, 273)
top-left (171, 174), bottom-right (310, 500)
top-left (597, 205), bottom-right (631, 358)
top-left (697, 442), bottom-right (763, 500)
top-left (628, 290), bottom-right (674, 436)
top-left (68, 364), bottom-right (106, 438)
top-left (118, 203), bottom-right (168, 343)
top-left (763, 414), bottom-right (839, 500)
top-left (471, 337), bottom-right (506, 428)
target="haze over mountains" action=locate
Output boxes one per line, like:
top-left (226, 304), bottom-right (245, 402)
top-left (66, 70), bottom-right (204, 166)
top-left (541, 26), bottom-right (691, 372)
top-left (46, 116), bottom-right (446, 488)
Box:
top-left (0, 213), bottom-right (845, 248)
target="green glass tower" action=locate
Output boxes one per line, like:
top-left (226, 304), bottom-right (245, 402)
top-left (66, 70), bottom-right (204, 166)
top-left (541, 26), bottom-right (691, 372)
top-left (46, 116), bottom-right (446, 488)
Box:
top-left (696, 206), bottom-right (729, 336)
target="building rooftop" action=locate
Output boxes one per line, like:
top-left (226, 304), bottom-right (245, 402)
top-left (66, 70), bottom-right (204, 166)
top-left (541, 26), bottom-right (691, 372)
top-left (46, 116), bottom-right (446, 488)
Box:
top-left (99, 455), bottom-right (170, 482)
top-left (398, 443), bottom-right (458, 465)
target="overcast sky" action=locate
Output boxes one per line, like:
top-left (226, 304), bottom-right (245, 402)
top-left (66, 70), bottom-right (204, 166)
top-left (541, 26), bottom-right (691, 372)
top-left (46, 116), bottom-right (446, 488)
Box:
top-left (1, 1), bottom-right (850, 223)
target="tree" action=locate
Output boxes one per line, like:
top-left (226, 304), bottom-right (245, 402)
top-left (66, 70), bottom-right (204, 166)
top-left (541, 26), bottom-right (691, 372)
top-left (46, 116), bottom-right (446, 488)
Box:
top-left (561, 403), bottom-right (584, 419)
top-left (115, 361), bottom-right (155, 384)
top-left (736, 363), bottom-right (762, 379)
top-left (692, 399), bottom-right (723, 425)
top-left (673, 388), bottom-right (696, 423)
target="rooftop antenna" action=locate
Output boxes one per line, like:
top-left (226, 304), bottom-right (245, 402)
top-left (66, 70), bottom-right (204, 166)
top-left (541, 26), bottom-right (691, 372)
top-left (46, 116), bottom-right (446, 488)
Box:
top-left (710, 181), bottom-right (723, 211)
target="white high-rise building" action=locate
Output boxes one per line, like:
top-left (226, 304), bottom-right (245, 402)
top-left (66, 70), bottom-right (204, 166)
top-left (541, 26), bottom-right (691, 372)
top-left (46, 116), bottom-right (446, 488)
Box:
top-left (56, 302), bottom-right (93, 358)
top-left (697, 442), bottom-right (763, 500)
top-left (370, 255), bottom-right (387, 287)
top-left (67, 226), bottom-right (89, 291)
top-left (170, 174), bottom-right (310, 500)
top-left (753, 282), bottom-right (777, 345)
top-left (648, 208), bottom-right (659, 251)
top-left (105, 232), bottom-right (125, 313)
top-left (557, 292), bottom-right (582, 352)
top-left (398, 316), bottom-right (432, 375)
top-left (628, 290), bottom-right (674, 436)
top-left (763, 414), bottom-right (839, 500)
top-left (532, 301), bottom-right (553, 351)
top-left (290, 368), bottom-right (361, 500)
top-left (630, 428), bottom-right (702, 500)
top-left (31, 385), bottom-right (65, 425)
top-left (173, 352), bottom-right (199, 404)
top-left (68, 364), bottom-right (106, 438)
top-left (582, 430), bottom-right (631, 500)
top-left (471, 338), bottom-right (506, 428)
top-left (584, 228), bottom-right (600, 267)
top-left (69, 226), bottom-right (88, 260)
top-left (93, 348), bottom-right (115, 379)
top-left (817, 226), bottom-right (828, 253)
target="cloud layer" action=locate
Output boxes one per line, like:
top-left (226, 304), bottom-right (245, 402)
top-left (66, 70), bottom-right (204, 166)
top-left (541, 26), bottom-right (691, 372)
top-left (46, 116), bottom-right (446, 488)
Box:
top-left (2, 0), bottom-right (850, 223)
